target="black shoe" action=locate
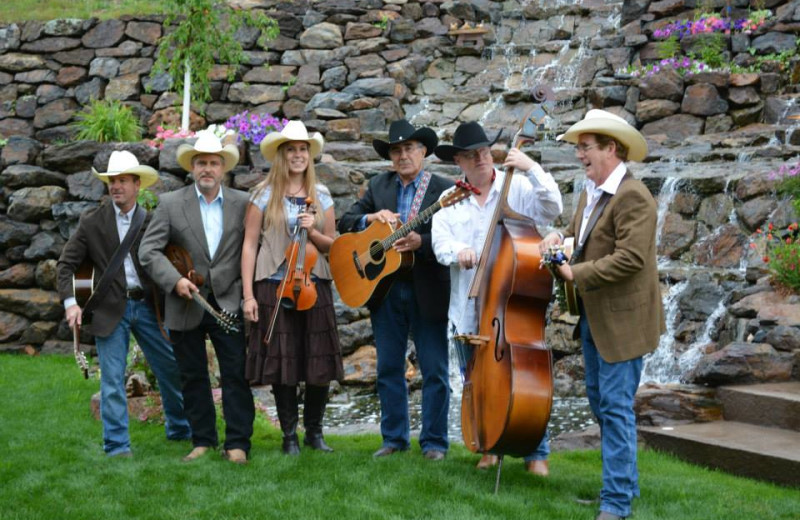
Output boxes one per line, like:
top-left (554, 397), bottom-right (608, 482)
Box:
top-left (373, 446), bottom-right (406, 458)
top-left (303, 385), bottom-right (333, 452)
top-left (282, 433), bottom-right (300, 456)
top-left (304, 432), bottom-right (334, 452)
top-left (423, 450), bottom-right (446, 461)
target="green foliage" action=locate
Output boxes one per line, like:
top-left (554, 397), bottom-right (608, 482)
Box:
top-left (150, 0), bottom-right (280, 105)
top-left (3, 354), bottom-right (800, 520)
top-left (0, 137), bottom-right (7, 147)
top-left (71, 98), bottom-right (143, 142)
top-left (688, 32), bottom-right (727, 69)
top-left (373, 14), bottom-right (390, 31)
top-left (282, 75), bottom-right (297, 93)
top-left (137, 188), bottom-right (159, 211)
top-left (656, 35), bottom-right (681, 59)
top-left (0, 0), bottom-right (161, 22)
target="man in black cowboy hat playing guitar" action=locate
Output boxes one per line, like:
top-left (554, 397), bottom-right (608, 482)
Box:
top-left (338, 119), bottom-right (453, 461)
top-left (431, 121), bottom-right (562, 475)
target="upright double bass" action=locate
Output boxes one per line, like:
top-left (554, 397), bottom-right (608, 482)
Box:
top-left (459, 91), bottom-right (555, 473)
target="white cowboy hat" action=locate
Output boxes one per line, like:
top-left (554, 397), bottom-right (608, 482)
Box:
top-left (259, 120), bottom-right (324, 161)
top-left (557, 109), bottom-right (648, 162)
top-left (176, 133), bottom-right (240, 174)
top-left (92, 150), bottom-right (159, 189)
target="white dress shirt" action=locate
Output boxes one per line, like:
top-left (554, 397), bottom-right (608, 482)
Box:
top-left (195, 185), bottom-right (224, 259)
top-left (431, 166), bottom-right (562, 337)
top-left (578, 162), bottom-right (627, 247)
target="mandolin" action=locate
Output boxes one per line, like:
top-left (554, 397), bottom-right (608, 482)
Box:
top-left (329, 180), bottom-right (478, 308)
top-left (165, 244), bottom-right (240, 334)
top-left (542, 237), bottom-right (579, 315)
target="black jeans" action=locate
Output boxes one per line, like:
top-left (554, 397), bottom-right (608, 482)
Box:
top-left (171, 299), bottom-right (254, 452)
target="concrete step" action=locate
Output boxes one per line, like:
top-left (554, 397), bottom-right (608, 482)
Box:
top-left (639, 421), bottom-right (800, 487)
top-left (718, 382), bottom-right (800, 433)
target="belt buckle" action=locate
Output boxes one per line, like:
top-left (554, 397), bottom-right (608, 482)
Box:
top-left (126, 288), bottom-right (143, 300)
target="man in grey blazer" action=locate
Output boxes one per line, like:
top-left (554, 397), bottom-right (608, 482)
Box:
top-left (540, 110), bottom-right (665, 520)
top-left (139, 133), bottom-right (254, 465)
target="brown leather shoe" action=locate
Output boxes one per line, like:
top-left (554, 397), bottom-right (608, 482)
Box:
top-left (182, 446), bottom-right (210, 462)
top-left (524, 459), bottom-right (549, 477)
top-left (373, 446), bottom-right (407, 458)
top-left (423, 450), bottom-right (446, 461)
top-left (223, 448), bottom-right (248, 465)
top-left (476, 454), bottom-right (498, 469)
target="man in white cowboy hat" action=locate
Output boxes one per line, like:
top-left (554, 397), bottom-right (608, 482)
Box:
top-left (338, 119), bottom-right (453, 461)
top-left (431, 120), bottom-right (562, 475)
top-left (540, 109), bottom-right (665, 520)
top-left (57, 150), bottom-right (190, 457)
top-left (139, 133), bottom-right (255, 464)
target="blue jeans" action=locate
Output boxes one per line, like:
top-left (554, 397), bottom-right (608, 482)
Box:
top-left (95, 299), bottom-right (190, 456)
top-left (453, 337), bottom-right (550, 461)
top-left (580, 314), bottom-right (642, 518)
top-left (370, 281), bottom-right (450, 453)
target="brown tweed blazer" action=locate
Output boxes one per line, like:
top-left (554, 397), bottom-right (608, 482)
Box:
top-left (566, 171), bottom-right (665, 363)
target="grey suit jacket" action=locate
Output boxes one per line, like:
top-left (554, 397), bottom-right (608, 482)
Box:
top-left (139, 185), bottom-right (248, 331)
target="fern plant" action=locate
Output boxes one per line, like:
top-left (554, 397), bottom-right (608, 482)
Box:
top-left (71, 98), bottom-right (143, 142)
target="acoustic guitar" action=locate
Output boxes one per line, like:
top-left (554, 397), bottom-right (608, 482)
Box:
top-left (330, 180), bottom-right (477, 308)
top-left (542, 237), bottom-right (579, 315)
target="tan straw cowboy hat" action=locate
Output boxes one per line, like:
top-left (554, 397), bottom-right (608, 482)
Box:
top-left (259, 120), bottom-right (324, 161)
top-left (176, 133), bottom-right (240, 174)
top-left (557, 109), bottom-right (648, 162)
top-left (92, 150), bottom-right (158, 189)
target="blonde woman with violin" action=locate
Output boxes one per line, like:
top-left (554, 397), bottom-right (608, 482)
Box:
top-left (241, 121), bottom-right (343, 455)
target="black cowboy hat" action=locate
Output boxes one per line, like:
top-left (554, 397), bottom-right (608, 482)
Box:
top-left (372, 119), bottom-right (438, 160)
top-left (434, 121), bottom-right (502, 163)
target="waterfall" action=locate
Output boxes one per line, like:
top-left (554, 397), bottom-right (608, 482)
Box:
top-left (641, 280), bottom-right (687, 383)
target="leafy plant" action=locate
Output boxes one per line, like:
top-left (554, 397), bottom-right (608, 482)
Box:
top-left (656, 35), bottom-right (681, 60)
top-left (688, 32), bottom-right (727, 69)
top-left (223, 110), bottom-right (288, 145)
top-left (752, 222), bottom-right (800, 293)
top-left (621, 56), bottom-right (710, 78)
top-left (137, 188), bottom-right (159, 211)
top-left (71, 98), bottom-right (143, 142)
top-left (282, 75), bottom-right (297, 93)
top-left (373, 15), bottom-right (389, 31)
top-left (150, 0), bottom-right (280, 110)
top-left (0, 137), bottom-right (7, 147)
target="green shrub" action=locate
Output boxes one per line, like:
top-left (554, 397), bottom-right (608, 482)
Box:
top-left (71, 98), bottom-right (143, 142)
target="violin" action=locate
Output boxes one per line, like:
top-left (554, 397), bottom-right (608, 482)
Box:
top-left (264, 197), bottom-right (318, 344)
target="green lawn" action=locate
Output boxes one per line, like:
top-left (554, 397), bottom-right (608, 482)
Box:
top-left (0, 0), bottom-right (163, 23)
top-left (1, 354), bottom-right (798, 520)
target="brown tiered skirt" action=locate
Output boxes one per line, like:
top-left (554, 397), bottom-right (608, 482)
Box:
top-left (245, 279), bottom-right (344, 386)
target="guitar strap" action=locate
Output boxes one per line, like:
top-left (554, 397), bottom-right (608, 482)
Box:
top-left (407, 171), bottom-right (432, 221)
top-left (571, 174), bottom-right (630, 264)
top-left (82, 204), bottom-right (146, 320)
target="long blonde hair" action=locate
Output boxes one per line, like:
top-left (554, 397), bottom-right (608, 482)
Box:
top-left (252, 141), bottom-right (324, 235)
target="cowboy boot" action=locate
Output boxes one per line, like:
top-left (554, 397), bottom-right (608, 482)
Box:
top-left (303, 384), bottom-right (333, 452)
top-left (273, 384), bottom-right (300, 455)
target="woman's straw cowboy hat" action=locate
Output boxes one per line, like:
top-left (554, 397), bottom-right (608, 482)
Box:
top-left (557, 109), bottom-right (648, 162)
top-left (372, 119), bottom-right (438, 160)
top-left (176, 133), bottom-right (240, 174)
top-left (259, 120), bottom-right (324, 161)
top-left (434, 121), bottom-right (502, 163)
top-left (92, 150), bottom-right (158, 189)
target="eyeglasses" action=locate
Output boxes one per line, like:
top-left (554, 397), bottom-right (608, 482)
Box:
top-left (575, 143), bottom-right (600, 154)
top-left (455, 147), bottom-right (492, 161)
top-left (388, 143), bottom-right (423, 157)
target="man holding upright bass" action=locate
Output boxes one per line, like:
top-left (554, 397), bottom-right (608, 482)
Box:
top-left (336, 119), bottom-right (453, 461)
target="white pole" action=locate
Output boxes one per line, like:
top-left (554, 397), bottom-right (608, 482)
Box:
top-left (181, 61), bottom-right (191, 131)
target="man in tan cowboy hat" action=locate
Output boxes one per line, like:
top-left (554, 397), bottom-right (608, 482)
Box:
top-left (431, 120), bottom-right (562, 476)
top-left (57, 150), bottom-right (190, 457)
top-left (337, 119), bottom-right (453, 461)
top-left (139, 133), bottom-right (255, 464)
top-left (539, 109), bottom-right (665, 520)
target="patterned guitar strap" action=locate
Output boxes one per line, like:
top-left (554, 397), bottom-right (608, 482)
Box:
top-left (407, 171), bottom-right (432, 221)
